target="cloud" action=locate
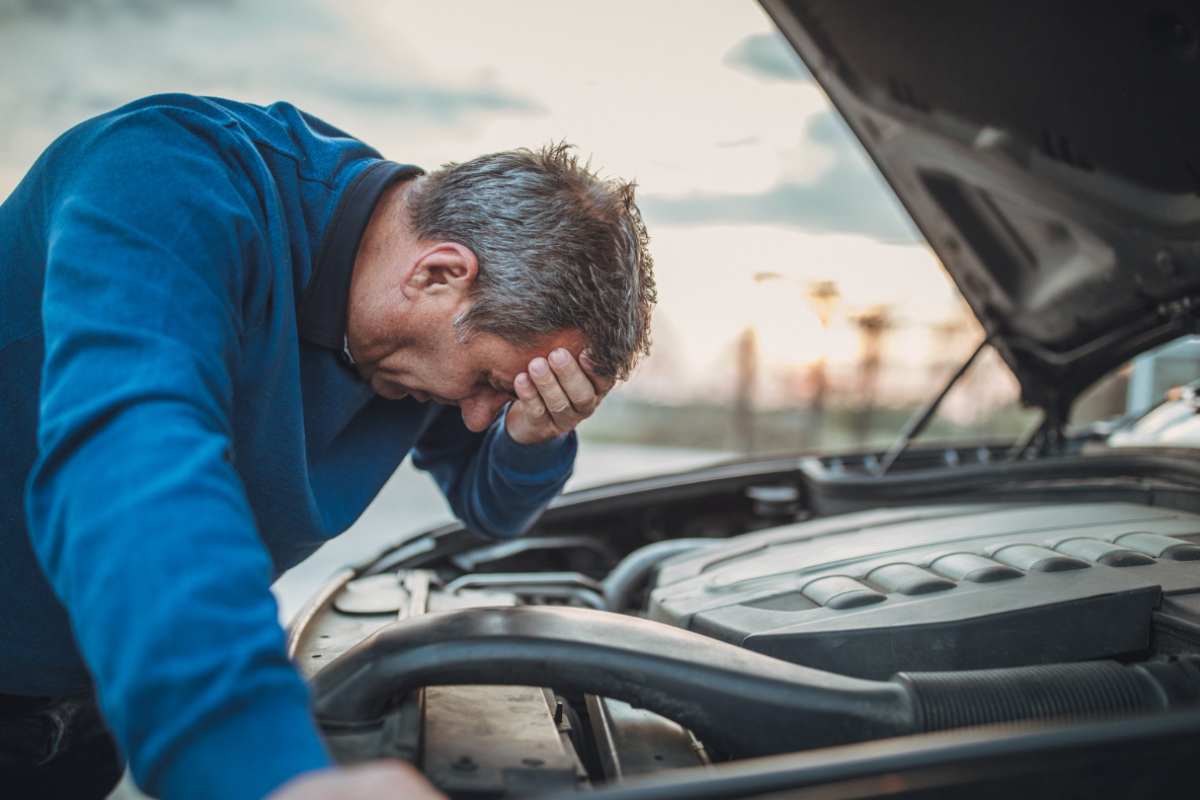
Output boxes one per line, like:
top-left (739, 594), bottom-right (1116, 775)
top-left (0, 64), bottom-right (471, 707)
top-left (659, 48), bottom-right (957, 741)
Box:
top-left (0, 0), bottom-right (234, 22)
top-left (0, 0), bottom-right (542, 170)
top-left (656, 33), bottom-right (917, 242)
top-left (723, 32), bottom-right (812, 82)
top-left (639, 110), bottom-right (920, 244)
top-left (302, 78), bottom-right (540, 123)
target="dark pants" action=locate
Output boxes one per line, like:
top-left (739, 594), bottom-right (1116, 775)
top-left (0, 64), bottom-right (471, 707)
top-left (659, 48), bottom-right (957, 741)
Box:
top-left (0, 692), bottom-right (124, 799)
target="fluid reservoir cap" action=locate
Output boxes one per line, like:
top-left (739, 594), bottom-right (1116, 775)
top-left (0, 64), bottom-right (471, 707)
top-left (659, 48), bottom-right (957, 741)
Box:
top-left (333, 574), bottom-right (406, 614)
top-left (745, 485), bottom-right (801, 518)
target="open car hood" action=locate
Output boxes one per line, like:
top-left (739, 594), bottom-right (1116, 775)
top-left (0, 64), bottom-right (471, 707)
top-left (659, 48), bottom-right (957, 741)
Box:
top-left (763, 0), bottom-right (1200, 414)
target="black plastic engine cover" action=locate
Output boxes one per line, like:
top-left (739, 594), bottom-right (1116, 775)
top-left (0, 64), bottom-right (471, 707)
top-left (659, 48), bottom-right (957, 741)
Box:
top-left (648, 502), bottom-right (1200, 679)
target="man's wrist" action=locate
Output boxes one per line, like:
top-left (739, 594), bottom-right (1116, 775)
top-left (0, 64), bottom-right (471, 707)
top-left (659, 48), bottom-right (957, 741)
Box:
top-left (502, 403), bottom-right (570, 448)
top-left (493, 405), bottom-right (577, 481)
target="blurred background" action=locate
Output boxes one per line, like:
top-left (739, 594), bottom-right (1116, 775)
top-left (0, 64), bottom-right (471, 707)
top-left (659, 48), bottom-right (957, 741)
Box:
top-left (3, 0), bottom-right (1106, 617)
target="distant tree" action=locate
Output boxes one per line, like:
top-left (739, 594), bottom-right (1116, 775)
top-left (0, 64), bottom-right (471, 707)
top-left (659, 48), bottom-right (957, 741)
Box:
top-left (733, 327), bottom-right (759, 453)
top-left (804, 280), bottom-right (841, 447)
top-left (850, 305), bottom-right (895, 444)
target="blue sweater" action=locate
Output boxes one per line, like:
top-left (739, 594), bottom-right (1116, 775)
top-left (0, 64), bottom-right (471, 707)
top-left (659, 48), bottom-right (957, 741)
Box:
top-left (0, 95), bottom-right (575, 798)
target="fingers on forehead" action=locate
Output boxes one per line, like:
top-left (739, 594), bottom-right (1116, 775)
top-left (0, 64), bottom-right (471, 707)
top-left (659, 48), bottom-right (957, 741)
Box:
top-left (515, 385), bottom-right (547, 419)
top-left (548, 354), bottom-right (598, 406)
top-left (514, 372), bottom-right (541, 398)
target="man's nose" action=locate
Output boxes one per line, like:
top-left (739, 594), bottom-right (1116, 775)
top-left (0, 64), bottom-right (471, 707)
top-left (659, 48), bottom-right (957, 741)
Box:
top-left (459, 394), bottom-right (508, 433)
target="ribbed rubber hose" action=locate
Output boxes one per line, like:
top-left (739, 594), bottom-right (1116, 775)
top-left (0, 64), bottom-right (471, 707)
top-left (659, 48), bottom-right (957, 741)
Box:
top-left (898, 657), bottom-right (1200, 731)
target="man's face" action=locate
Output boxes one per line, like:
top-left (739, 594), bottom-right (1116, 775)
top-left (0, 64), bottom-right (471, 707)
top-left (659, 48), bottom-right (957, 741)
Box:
top-left (345, 186), bottom-right (589, 432)
top-left (354, 322), bottom-right (587, 433)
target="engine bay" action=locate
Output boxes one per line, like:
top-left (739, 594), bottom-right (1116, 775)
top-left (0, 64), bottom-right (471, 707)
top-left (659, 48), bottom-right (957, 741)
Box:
top-left (286, 0), bottom-right (1200, 789)
top-left (292, 480), bottom-right (1200, 798)
top-left (649, 501), bottom-right (1200, 677)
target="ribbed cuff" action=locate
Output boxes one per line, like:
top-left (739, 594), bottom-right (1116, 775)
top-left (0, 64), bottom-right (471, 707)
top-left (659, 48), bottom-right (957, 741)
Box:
top-left (495, 406), bottom-right (578, 484)
top-left (151, 691), bottom-right (332, 800)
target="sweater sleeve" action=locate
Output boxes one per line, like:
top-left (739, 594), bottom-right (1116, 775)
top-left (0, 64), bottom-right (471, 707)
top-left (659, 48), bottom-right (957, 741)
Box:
top-left (25, 110), bottom-right (331, 799)
top-left (411, 404), bottom-right (577, 539)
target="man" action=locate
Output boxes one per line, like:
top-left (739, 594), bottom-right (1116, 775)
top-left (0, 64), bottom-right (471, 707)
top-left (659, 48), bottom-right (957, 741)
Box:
top-left (0, 94), bottom-right (655, 798)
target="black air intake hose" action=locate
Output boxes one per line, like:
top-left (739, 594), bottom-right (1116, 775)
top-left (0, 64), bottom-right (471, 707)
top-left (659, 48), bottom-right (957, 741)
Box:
top-left (899, 657), bottom-right (1200, 731)
top-left (310, 606), bottom-right (1200, 758)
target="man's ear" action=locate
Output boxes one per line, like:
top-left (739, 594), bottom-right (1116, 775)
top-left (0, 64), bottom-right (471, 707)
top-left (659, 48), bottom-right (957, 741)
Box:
top-left (407, 242), bottom-right (478, 298)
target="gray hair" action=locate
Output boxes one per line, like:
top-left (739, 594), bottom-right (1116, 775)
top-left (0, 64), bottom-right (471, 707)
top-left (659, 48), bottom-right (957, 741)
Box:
top-left (406, 143), bottom-right (655, 381)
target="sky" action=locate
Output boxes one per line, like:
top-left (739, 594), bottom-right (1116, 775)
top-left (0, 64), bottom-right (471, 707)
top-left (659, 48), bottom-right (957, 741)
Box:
top-left (0, 0), bottom-right (979, 408)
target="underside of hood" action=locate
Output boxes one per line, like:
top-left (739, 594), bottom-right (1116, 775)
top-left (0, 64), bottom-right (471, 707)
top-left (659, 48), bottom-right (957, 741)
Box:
top-left (763, 0), bottom-right (1200, 414)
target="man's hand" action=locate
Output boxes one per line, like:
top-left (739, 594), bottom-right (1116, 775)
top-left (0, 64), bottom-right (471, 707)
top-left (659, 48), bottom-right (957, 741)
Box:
top-left (269, 762), bottom-right (446, 799)
top-left (506, 348), bottom-right (615, 445)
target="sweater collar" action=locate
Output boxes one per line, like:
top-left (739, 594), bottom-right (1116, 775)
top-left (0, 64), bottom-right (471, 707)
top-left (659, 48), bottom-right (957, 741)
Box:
top-left (299, 160), bottom-right (424, 359)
